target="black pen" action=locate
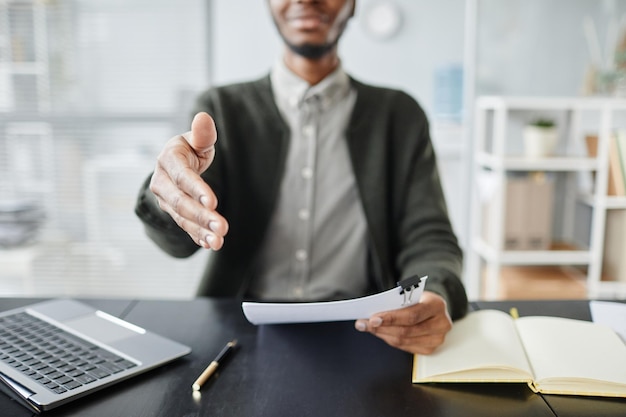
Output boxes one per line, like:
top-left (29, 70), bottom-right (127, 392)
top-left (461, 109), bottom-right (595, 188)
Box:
top-left (192, 339), bottom-right (238, 391)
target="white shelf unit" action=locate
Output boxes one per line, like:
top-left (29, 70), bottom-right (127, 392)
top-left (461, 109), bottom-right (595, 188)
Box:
top-left (467, 96), bottom-right (626, 300)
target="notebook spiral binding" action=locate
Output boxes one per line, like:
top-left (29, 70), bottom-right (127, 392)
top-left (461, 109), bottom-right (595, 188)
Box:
top-left (397, 275), bottom-right (427, 306)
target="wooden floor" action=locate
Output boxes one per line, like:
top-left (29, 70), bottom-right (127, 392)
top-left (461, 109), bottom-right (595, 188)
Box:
top-left (482, 266), bottom-right (588, 300)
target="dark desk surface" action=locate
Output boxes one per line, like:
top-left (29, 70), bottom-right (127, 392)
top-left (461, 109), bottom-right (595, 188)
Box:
top-left (1, 297), bottom-right (625, 417)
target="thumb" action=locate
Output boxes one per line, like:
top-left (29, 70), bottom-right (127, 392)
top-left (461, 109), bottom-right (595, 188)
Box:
top-left (188, 112), bottom-right (217, 154)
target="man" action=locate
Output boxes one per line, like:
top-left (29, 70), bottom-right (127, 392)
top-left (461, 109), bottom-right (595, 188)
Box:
top-left (135, 0), bottom-right (468, 354)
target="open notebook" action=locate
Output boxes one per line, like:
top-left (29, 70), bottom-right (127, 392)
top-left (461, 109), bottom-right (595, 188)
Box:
top-left (412, 309), bottom-right (626, 398)
top-left (0, 299), bottom-right (191, 413)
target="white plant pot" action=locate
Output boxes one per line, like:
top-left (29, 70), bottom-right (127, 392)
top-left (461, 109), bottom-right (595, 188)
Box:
top-left (523, 125), bottom-right (558, 158)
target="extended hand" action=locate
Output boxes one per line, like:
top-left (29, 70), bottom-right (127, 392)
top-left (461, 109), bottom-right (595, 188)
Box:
top-left (149, 112), bottom-right (229, 250)
top-left (354, 291), bottom-right (452, 354)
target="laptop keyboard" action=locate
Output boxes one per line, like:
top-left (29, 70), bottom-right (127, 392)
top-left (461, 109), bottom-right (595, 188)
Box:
top-left (0, 312), bottom-right (137, 394)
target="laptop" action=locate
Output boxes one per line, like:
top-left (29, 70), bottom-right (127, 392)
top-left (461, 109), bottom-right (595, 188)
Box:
top-left (0, 298), bottom-right (191, 413)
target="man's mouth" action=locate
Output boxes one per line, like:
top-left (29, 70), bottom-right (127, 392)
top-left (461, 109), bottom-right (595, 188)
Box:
top-left (287, 12), bottom-right (329, 30)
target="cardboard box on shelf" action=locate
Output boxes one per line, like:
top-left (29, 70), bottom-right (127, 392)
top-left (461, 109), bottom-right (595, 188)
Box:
top-left (482, 174), bottom-right (555, 250)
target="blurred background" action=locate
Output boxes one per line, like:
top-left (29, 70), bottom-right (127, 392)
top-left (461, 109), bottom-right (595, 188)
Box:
top-left (1, 0), bottom-right (625, 300)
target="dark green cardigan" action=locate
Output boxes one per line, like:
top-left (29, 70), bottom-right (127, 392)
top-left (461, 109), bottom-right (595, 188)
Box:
top-left (135, 75), bottom-right (468, 320)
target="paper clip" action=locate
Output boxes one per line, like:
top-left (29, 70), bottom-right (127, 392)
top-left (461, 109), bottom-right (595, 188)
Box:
top-left (397, 275), bottom-right (426, 306)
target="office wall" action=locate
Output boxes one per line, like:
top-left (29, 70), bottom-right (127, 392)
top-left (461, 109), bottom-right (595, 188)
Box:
top-left (476, 0), bottom-right (626, 97)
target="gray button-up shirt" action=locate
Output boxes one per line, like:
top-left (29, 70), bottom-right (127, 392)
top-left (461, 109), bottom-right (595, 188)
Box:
top-left (248, 61), bottom-right (368, 301)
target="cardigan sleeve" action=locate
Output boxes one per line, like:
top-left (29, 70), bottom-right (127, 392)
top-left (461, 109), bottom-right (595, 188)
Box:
top-left (389, 91), bottom-right (468, 320)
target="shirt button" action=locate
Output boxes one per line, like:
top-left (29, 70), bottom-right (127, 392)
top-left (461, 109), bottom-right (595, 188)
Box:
top-left (295, 250), bottom-right (308, 261)
top-left (298, 209), bottom-right (310, 220)
top-left (301, 167), bottom-right (313, 179)
top-left (302, 125), bottom-right (315, 138)
top-left (293, 287), bottom-right (303, 298)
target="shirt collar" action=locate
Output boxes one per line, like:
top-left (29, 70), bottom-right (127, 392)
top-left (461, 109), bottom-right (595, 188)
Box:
top-left (270, 59), bottom-right (351, 111)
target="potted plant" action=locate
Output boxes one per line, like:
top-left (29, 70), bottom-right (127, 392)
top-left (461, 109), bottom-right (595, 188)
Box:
top-left (523, 118), bottom-right (558, 158)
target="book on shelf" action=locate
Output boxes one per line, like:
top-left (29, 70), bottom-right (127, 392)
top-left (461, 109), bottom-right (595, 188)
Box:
top-left (412, 309), bottom-right (626, 398)
top-left (609, 135), bottom-right (626, 196)
top-left (616, 130), bottom-right (626, 193)
top-left (603, 209), bottom-right (626, 283)
top-left (585, 134), bottom-right (626, 196)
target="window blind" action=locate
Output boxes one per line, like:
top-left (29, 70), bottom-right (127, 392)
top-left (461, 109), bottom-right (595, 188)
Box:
top-left (0, 0), bottom-right (210, 298)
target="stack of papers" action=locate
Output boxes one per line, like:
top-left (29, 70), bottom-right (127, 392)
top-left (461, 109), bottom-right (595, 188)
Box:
top-left (590, 300), bottom-right (626, 343)
top-left (242, 276), bottom-right (427, 325)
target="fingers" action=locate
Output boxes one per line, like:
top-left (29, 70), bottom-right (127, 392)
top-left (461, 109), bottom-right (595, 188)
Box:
top-left (149, 112), bottom-right (228, 250)
top-left (150, 168), bottom-right (228, 250)
top-left (354, 291), bottom-right (452, 354)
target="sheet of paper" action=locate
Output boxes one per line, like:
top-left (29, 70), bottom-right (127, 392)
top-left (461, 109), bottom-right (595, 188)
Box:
top-left (242, 277), bottom-right (427, 325)
top-left (590, 300), bottom-right (626, 343)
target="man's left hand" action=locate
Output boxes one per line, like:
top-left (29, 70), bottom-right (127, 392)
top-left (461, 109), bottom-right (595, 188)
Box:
top-left (354, 291), bottom-right (452, 354)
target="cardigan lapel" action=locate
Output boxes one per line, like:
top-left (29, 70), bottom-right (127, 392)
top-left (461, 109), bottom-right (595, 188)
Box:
top-left (345, 80), bottom-right (391, 289)
top-left (249, 76), bottom-right (291, 220)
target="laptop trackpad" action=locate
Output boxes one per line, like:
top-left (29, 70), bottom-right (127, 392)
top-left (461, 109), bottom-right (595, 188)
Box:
top-left (64, 313), bottom-right (142, 345)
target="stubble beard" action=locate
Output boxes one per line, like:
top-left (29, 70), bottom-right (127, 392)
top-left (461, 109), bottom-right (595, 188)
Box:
top-left (275, 17), bottom-right (349, 60)
top-left (284, 38), bottom-right (339, 60)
